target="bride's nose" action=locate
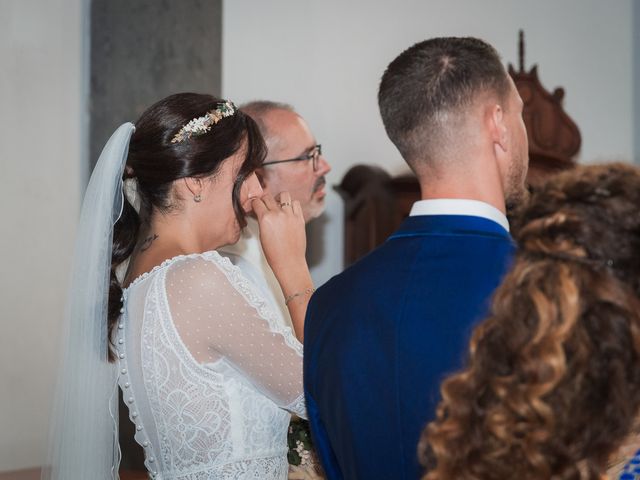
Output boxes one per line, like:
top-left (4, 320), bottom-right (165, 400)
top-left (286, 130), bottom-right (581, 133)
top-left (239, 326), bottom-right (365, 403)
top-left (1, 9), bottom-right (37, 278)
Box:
top-left (243, 173), bottom-right (264, 213)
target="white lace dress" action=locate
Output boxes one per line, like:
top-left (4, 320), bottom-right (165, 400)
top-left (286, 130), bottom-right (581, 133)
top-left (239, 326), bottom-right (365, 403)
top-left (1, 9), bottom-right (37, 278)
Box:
top-left (114, 251), bottom-right (306, 479)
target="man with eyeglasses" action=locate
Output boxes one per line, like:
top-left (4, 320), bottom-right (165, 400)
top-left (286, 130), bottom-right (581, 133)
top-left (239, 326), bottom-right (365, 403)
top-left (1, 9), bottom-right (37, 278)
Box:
top-left (220, 100), bottom-right (331, 331)
top-left (220, 102), bottom-right (330, 477)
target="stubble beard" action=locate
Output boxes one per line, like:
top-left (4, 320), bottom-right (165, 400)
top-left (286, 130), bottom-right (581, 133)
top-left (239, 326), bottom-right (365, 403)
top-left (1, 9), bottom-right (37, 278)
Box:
top-left (505, 154), bottom-right (530, 212)
top-left (304, 176), bottom-right (327, 221)
top-left (303, 197), bottom-right (326, 222)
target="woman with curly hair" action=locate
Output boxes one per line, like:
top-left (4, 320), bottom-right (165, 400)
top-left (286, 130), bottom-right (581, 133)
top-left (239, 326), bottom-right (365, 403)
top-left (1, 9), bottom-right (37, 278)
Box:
top-left (419, 163), bottom-right (640, 480)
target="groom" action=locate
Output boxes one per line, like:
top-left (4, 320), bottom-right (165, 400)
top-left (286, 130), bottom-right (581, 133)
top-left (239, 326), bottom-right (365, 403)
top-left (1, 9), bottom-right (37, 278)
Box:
top-left (304, 37), bottom-right (529, 479)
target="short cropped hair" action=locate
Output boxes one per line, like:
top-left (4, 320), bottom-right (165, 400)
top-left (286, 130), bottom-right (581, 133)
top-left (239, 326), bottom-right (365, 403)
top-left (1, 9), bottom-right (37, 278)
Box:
top-left (378, 37), bottom-right (510, 170)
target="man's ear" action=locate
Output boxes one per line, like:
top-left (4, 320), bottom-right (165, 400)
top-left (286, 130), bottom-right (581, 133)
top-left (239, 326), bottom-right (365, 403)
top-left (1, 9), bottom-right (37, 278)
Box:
top-left (488, 104), bottom-right (508, 153)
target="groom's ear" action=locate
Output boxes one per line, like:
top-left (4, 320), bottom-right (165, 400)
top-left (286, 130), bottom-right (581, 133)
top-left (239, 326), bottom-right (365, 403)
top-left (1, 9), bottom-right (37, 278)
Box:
top-left (487, 103), bottom-right (508, 155)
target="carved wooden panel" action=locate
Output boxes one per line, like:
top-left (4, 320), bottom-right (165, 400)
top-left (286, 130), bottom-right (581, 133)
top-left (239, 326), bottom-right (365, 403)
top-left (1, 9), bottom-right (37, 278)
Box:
top-left (336, 166), bottom-right (421, 266)
top-left (508, 30), bottom-right (581, 186)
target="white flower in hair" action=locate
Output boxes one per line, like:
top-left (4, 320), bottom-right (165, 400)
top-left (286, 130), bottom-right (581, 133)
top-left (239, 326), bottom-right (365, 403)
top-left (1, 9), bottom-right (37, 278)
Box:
top-left (171, 100), bottom-right (236, 143)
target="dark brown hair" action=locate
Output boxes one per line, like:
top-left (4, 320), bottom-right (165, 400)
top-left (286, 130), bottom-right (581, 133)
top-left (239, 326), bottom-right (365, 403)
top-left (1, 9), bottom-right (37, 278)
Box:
top-left (420, 163), bottom-right (640, 479)
top-left (107, 93), bottom-right (266, 358)
top-left (378, 37), bottom-right (510, 171)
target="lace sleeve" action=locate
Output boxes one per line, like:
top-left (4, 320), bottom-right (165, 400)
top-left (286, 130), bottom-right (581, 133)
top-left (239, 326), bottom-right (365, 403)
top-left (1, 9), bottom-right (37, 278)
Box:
top-left (164, 254), bottom-right (305, 416)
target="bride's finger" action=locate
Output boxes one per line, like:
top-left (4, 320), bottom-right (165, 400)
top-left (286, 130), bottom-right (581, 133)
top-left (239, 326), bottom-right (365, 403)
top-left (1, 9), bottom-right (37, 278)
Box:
top-left (252, 197), bottom-right (268, 218)
top-left (261, 194), bottom-right (279, 211)
top-left (277, 191), bottom-right (293, 210)
top-left (291, 199), bottom-right (302, 217)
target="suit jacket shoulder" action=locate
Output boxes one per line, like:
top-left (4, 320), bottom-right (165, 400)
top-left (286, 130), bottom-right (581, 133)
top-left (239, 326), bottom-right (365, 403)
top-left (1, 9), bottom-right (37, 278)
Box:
top-left (304, 214), bottom-right (515, 480)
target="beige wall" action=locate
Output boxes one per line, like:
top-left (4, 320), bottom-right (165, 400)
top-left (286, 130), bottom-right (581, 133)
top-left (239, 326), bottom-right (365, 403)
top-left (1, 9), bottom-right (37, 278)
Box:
top-left (635, 0), bottom-right (640, 164)
top-left (223, 0), bottom-right (635, 182)
top-left (0, 0), bottom-right (84, 471)
top-left (223, 0), bottom-right (636, 283)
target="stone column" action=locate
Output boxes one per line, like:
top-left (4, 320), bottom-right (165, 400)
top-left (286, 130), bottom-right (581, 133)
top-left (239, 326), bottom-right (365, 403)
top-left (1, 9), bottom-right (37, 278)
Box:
top-left (90, 0), bottom-right (222, 170)
top-left (89, 0), bottom-right (222, 470)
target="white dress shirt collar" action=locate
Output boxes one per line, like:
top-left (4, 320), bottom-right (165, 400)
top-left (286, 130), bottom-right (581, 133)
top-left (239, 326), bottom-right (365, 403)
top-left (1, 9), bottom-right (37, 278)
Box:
top-left (409, 198), bottom-right (509, 232)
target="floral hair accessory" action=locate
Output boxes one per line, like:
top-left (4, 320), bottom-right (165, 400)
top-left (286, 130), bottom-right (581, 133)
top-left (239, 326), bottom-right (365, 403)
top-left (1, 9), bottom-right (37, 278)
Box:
top-left (171, 100), bottom-right (236, 143)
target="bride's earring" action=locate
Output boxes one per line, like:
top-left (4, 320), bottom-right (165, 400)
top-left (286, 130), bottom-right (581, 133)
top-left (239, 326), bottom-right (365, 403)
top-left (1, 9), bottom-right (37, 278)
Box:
top-left (185, 178), bottom-right (203, 203)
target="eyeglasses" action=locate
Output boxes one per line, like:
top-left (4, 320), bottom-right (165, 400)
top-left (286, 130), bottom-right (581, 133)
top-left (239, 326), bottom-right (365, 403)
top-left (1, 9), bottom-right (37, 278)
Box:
top-left (262, 144), bottom-right (322, 171)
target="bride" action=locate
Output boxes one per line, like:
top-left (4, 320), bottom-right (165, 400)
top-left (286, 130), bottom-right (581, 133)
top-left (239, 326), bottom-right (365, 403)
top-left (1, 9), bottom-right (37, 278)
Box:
top-left (43, 93), bottom-right (315, 479)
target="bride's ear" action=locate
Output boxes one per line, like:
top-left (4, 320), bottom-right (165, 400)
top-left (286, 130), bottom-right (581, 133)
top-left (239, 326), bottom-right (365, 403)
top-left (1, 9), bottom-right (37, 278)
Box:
top-left (184, 177), bottom-right (203, 200)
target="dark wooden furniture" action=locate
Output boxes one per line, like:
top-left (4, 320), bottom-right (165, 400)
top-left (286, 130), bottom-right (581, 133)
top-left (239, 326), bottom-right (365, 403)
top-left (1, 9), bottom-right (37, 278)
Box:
top-left (0, 468), bottom-right (41, 480)
top-left (508, 30), bottom-right (581, 186)
top-left (338, 31), bottom-right (582, 266)
top-left (337, 166), bottom-right (418, 266)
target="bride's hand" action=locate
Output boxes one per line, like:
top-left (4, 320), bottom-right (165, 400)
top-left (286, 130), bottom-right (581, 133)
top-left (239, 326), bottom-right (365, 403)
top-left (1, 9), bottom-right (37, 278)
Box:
top-left (252, 192), bottom-right (307, 276)
top-left (253, 191), bottom-right (313, 341)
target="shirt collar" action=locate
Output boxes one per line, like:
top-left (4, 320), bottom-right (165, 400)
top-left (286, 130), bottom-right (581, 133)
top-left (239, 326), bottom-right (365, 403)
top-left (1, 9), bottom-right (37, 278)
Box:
top-left (409, 198), bottom-right (509, 232)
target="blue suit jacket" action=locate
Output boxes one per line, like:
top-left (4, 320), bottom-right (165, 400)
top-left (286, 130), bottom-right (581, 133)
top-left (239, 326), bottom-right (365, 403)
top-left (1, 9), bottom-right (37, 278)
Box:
top-left (304, 215), bottom-right (515, 480)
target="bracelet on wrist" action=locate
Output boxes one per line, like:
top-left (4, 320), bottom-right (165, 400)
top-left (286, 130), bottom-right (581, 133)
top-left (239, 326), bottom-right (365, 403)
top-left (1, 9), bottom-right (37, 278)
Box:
top-left (284, 287), bottom-right (316, 305)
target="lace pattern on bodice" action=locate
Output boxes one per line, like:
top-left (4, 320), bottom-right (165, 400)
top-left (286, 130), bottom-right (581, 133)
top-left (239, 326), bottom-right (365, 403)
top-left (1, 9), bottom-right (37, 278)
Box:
top-left (115, 251), bottom-right (305, 479)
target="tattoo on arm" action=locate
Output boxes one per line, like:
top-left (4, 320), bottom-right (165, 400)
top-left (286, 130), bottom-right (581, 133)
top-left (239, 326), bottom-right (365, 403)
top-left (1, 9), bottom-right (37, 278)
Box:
top-left (140, 234), bottom-right (159, 252)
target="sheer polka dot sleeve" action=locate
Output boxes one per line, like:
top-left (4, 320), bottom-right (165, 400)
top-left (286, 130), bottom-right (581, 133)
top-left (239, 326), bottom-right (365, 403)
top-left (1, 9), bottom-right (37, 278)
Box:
top-left (164, 254), bottom-right (305, 417)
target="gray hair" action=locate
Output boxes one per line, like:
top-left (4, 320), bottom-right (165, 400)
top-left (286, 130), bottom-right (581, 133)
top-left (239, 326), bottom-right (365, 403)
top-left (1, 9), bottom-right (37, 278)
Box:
top-left (239, 100), bottom-right (296, 142)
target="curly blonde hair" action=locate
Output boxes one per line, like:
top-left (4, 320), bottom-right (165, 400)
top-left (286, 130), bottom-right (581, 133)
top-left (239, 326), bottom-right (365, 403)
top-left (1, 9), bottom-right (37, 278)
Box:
top-left (420, 163), bottom-right (640, 480)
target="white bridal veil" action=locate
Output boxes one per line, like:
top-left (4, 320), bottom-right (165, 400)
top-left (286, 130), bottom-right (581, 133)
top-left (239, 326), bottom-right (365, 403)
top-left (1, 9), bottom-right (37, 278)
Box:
top-left (42, 123), bottom-right (135, 480)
